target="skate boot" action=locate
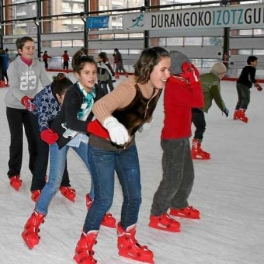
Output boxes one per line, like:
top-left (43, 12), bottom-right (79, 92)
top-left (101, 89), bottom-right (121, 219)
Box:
top-left (233, 110), bottom-right (240, 120)
top-left (169, 206), bottom-right (200, 219)
top-left (74, 231), bottom-right (98, 264)
top-left (9, 175), bottom-right (22, 191)
top-left (115, 74), bottom-right (120, 79)
top-left (191, 139), bottom-right (210, 160)
top-left (117, 223), bottom-right (154, 263)
top-left (148, 213), bottom-right (180, 232)
top-left (86, 194), bottom-right (116, 228)
top-left (31, 190), bottom-right (41, 202)
top-left (60, 186), bottom-right (76, 202)
top-left (238, 109), bottom-right (248, 123)
top-left (21, 211), bottom-right (45, 249)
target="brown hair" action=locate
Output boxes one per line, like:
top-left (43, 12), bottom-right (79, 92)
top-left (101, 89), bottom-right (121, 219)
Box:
top-left (134, 47), bottom-right (170, 84)
top-left (16, 36), bottom-right (34, 50)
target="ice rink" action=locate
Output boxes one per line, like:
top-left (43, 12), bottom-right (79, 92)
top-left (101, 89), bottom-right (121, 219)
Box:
top-left (0, 73), bottom-right (263, 264)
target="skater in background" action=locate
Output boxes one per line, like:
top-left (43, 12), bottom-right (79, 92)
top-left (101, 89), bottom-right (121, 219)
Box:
top-left (42, 51), bottom-right (51, 69)
top-left (5, 36), bottom-right (50, 191)
top-left (62, 50), bottom-right (69, 70)
top-left (75, 46), bottom-right (171, 264)
top-left (21, 49), bottom-right (114, 250)
top-left (30, 73), bottom-right (76, 202)
top-left (0, 48), bottom-right (10, 87)
top-left (114, 48), bottom-right (128, 77)
top-left (191, 62), bottom-right (228, 160)
top-left (233, 55), bottom-right (262, 123)
top-left (149, 51), bottom-right (204, 233)
top-left (97, 51), bottom-right (115, 93)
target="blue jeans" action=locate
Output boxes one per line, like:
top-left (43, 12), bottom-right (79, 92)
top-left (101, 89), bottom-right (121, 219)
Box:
top-left (36, 141), bottom-right (94, 215)
top-left (83, 144), bottom-right (142, 233)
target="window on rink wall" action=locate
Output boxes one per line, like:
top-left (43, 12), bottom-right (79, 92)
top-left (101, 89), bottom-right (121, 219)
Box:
top-left (2, 0), bottom-right (264, 76)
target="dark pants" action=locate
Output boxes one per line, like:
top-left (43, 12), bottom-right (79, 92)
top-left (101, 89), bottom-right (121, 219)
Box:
top-left (235, 83), bottom-right (250, 110)
top-left (63, 61), bottom-right (69, 70)
top-left (30, 114), bottom-right (71, 191)
top-left (192, 108), bottom-right (206, 141)
top-left (98, 80), bottom-right (114, 94)
top-left (43, 60), bottom-right (48, 69)
top-left (6, 107), bottom-right (37, 177)
top-left (151, 138), bottom-right (194, 216)
top-left (1, 69), bottom-right (8, 83)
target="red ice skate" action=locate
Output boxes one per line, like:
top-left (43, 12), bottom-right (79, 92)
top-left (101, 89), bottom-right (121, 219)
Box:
top-left (117, 223), bottom-right (154, 264)
top-left (191, 139), bottom-right (210, 160)
top-left (86, 194), bottom-right (116, 228)
top-left (238, 109), bottom-right (248, 123)
top-left (60, 186), bottom-right (76, 202)
top-left (74, 231), bottom-right (98, 264)
top-left (21, 211), bottom-right (45, 249)
top-left (233, 110), bottom-right (240, 120)
top-left (10, 175), bottom-right (22, 191)
top-left (148, 213), bottom-right (180, 233)
top-left (169, 206), bottom-right (200, 220)
top-left (31, 190), bottom-right (41, 202)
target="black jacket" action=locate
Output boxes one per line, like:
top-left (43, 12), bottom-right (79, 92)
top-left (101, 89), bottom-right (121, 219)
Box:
top-left (51, 83), bottom-right (105, 149)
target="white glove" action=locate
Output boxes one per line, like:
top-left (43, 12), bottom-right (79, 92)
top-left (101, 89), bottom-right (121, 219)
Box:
top-left (103, 116), bottom-right (129, 145)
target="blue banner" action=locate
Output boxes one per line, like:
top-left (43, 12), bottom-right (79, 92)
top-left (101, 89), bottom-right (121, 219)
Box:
top-left (87, 15), bottom-right (109, 29)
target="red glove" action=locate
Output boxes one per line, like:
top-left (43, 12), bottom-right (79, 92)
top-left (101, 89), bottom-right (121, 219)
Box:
top-left (255, 83), bottom-right (263, 91)
top-left (179, 62), bottom-right (200, 84)
top-left (40, 129), bottom-right (59, 144)
top-left (21, 96), bottom-right (36, 112)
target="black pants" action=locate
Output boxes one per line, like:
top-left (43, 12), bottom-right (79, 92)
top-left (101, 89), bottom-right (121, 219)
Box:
top-left (151, 138), bottom-right (194, 215)
top-left (43, 60), bottom-right (48, 69)
top-left (30, 114), bottom-right (71, 191)
top-left (235, 83), bottom-right (250, 110)
top-left (192, 108), bottom-right (206, 141)
top-left (63, 61), bottom-right (69, 70)
top-left (6, 107), bottom-right (37, 178)
top-left (1, 69), bottom-right (8, 83)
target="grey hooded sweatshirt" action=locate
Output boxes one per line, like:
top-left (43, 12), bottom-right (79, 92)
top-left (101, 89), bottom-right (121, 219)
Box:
top-left (5, 56), bottom-right (51, 109)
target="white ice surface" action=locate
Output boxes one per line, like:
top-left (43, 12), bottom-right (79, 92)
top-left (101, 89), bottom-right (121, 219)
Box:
top-left (0, 73), bottom-right (263, 264)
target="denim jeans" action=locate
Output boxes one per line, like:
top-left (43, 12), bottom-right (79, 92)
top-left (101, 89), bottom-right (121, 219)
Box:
top-left (151, 138), bottom-right (194, 216)
top-left (83, 144), bottom-right (142, 233)
top-left (36, 141), bottom-right (94, 215)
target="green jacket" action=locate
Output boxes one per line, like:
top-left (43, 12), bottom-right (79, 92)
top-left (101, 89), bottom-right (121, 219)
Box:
top-left (200, 72), bottom-right (226, 113)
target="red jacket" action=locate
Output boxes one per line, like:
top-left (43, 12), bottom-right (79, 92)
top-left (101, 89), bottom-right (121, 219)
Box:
top-left (161, 75), bottom-right (204, 140)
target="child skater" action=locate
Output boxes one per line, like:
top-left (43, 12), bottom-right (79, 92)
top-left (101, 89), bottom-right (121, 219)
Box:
top-left (74, 47), bottom-right (171, 264)
top-left (21, 50), bottom-right (115, 250)
top-left (233, 55), bottom-right (262, 123)
top-left (191, 62), bottom-right (228, 160)
top-left (30, 73), bottom-right (76, 202)
top-left (5, 36), bottom-right (51, 191)
top-left (149, 51), bottom-right (204, 233)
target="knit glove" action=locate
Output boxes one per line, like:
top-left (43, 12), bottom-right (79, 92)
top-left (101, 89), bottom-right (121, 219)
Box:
top-left (255, 83), bottom-right (263, 91)
top-left (103, 116), bottom-right (129, 145)
top-left (21, 96), bottom-right (36, 112)
top-left (40, 129), bottom-right (59, 144)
